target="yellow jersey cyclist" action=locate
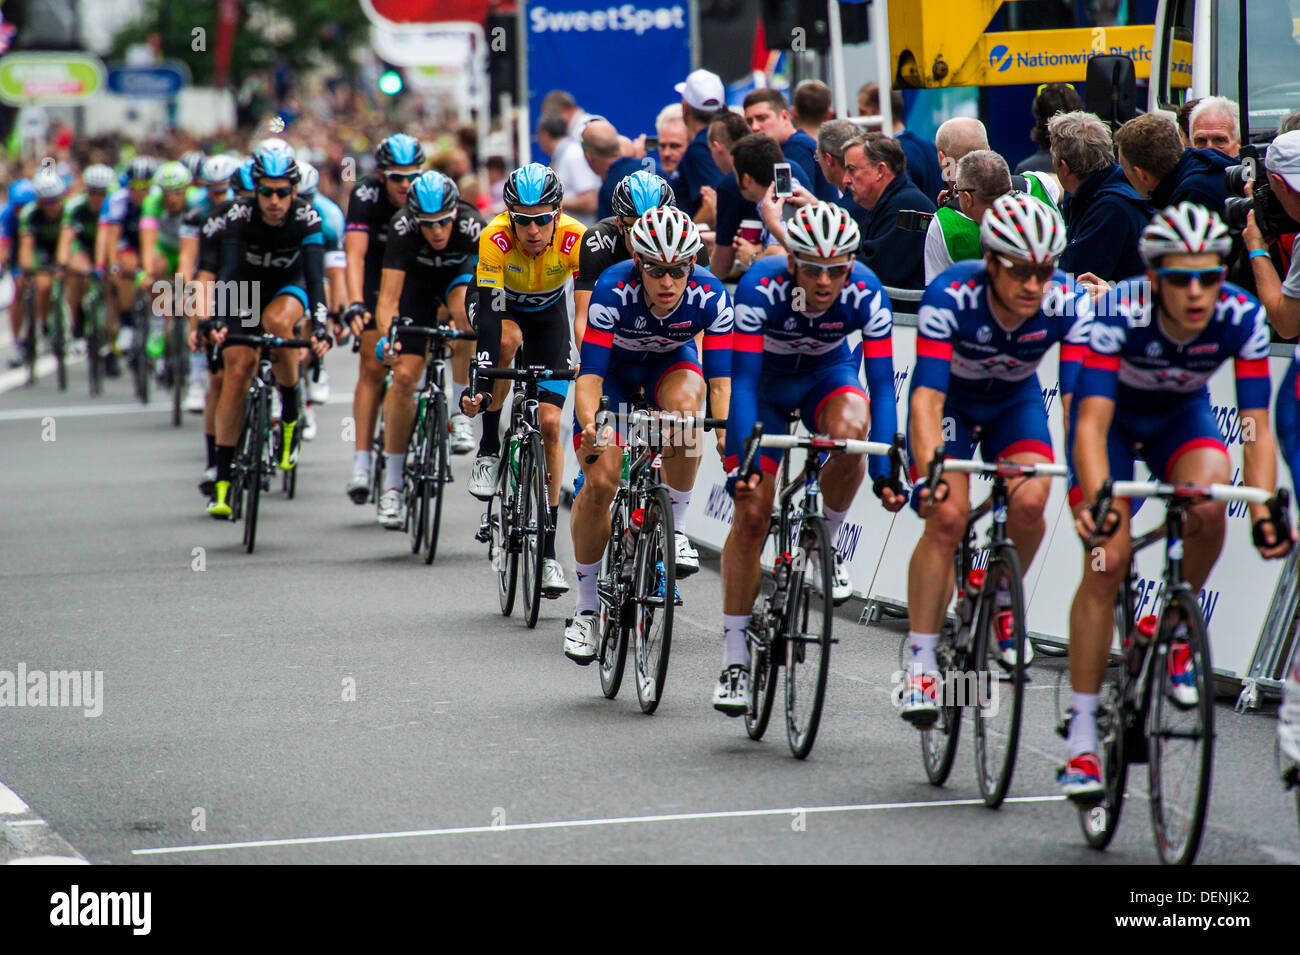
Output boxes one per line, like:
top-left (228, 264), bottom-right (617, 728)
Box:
top-left (460, 163), bottom-right (586, 597)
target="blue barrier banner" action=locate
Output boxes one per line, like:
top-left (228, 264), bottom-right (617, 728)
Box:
top-left (527, 1), bottom-right (691, 147)
top-left (106, 61), bottom-right (189, 100)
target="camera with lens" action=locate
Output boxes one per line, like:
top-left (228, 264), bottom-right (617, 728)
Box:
top-left (1223, 144), bottom-right (1300, 238)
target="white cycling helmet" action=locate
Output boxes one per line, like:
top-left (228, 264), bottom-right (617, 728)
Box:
top-left (200, 154), bottom-right (241, 185)
top-left (32, 167), bottom-right (67, 199)
top-left (82, 164), bottom-right (117, 191)
top-left (980, 193), bottom-right (1067, 263)
top-left (628, 206), bottom-right (702, 265)
top-left (1139, 201), bottom-right (1232, 267)
top-left (297, 162), bottom-right (319, 198)
top-left (785, 201), bottom-right (861, 257)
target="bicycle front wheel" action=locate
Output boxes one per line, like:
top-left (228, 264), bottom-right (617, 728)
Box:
top-left (519, 431), bottom-right (546, 629)
top-left (920, 625), bottom-right (964, 785)
top-left (785, 515), bottom-right (833, 759)
top-left (972, 546), bottom-right (1027, 808)
top-left (408, 403), bottom-right (429, 554)
top-left (1147, 588), bottom-right (1214, 865)
top-left (1079, 675), bottom-right (1128, 850)
top-left (170, 319), bottom-right (185, 426)
top-left (423, 395), bottom-right (449, 564)
top-left (242, 390), bottom-right (265, 554)
top-left (53, 297), bottom-right (67, 392)
top-left (491, 458), bottom-right (518, 617)
top-left (633, 486), bottom-right (675, 714)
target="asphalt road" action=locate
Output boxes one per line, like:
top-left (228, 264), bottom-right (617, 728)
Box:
top-left (2, 352), bottom-right (1298, 865)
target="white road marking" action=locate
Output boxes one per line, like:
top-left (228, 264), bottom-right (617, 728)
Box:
top-left (133, 794), bottom-right (1066, 856)
top-left (0, 392), bottom-right (355, 422)
top-left (0, 780), bottom-right (89, 864)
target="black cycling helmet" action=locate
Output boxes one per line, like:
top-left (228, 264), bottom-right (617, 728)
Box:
top-left (375, 133), bottom-right (425, 170)
top-left (502, 163), bottom-right (563, 209)
top-left (407, 171), bottom-right (459, 217)
top-left (610, 170), bottom-right (675, 219)
top-left (250, 145), bottom-right (301, 184)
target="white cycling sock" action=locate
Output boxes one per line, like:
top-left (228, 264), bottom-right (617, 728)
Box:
top-left (1067, 692), bottom-right (1100, 758)
top-left (722, 613), bottom-right (750, 669)
top-left (354, 449), bottom-right (371, 473)
top-left (906, 631), bottom-right (939, 677)
top-left (385, 452), bottom-right (404, 492)
top-left (189, 352), bottom-right (207, 379)
top-left (823, 504), bottom-right (848, 543)
top-left (574, 559), bottom-right (601, 615)
top-left (668, 486), bottom-right (692, 528)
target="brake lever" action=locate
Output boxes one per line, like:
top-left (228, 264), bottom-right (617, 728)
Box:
top-left (740, 422), bottom-right (764, 484)
top-left (926, 446), bottom-right (949, 505)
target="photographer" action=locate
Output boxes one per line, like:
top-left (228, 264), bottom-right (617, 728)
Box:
top-left (1243, 131), bottom-right (1300, 338)
top-left (1114, 113), bottom-right (1232, 215)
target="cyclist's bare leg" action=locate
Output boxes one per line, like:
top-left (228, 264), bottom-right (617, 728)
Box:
top-left (571, 437), bottom-right (622, 564)
top-left (906, 471), bottom-right (970, 635)
top-left (215, 345), bottom-right (256, 446)
top-left (262, 295), bottom-right (306, 389)
top-left (539, 401), bottom-right (565, 509)
top-left (1001, 451), bottom-right (1053, 571)
top-left (31, 269), bottom-right (53, 332)
top-left (383, 348), bottom-right (428, 454)
top-left (1168, 446), bottom-right (1230, 588)
top-left (353, 327), bottom-right (385, 456)
top-left (814, 391), bottom-right (869, 511)
top-left (1067, 500), bottom-right (1132, 695)
top-left (721, 473), bottom-right (778, 616)
top-left (654, 367), bottom-right (707, 497)
top-left (65, 251), bottom-right (92, 317)
top-left (445, 286), bottom-right (473, 388)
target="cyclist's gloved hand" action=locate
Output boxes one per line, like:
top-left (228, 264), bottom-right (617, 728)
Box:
top-left (873, 474), bottom-right (907, 502)
top-left (312, 320), bottom-right (331, 349)
top-left (908, 477), bottom-right (928, 516)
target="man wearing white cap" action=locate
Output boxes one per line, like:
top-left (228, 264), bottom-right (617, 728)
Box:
top-left (1244, 130), bottom-right (1300, 337)
top-left (674, 68), bottom-right (727, 218)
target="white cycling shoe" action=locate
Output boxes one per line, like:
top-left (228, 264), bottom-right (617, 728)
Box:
top-left (542, 558), bottom-right (569, 597)
top-left (449, 413), bottom-right (476, 455)
top-left (377, 489), bottom-right (405, 529)
top-left (674, 532), bottom-right (699, 577)
top-left (563, 612), bottom-right (600, 665)
top-left (467, 455), bottom-right (498, 500)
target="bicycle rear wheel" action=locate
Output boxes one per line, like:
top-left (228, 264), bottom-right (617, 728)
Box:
top-left (170, 319), bottom-right (185, 426)
top-left (920, 625), bottom-right (963, 785)
top-left (22, 289), bottom-right (36, 387)
top-left (85, 294), bottom-right (103, 397)
top-left (53, 295), bottom-right (67, 392)
top-left (785, 515), bottom-right (833, 759)
top-left (1147, 589), bottom-right (1214, 865)
top-left (491, 460), bottom-right (518, 617)
top-left (745, 523), bottom-right (782, 741)
top-left (242, 390), bottom-right (265, 554)
top-left (1079, 675), bottom-right (1128, 850)
top-left (633, 486), bottom-right (674, 714)
top-left (423, 395), bottom-right (449, 564)
top-left (972, 546), bottom-right (1027, 808)
top-left (519, 431), bottom-right (546, 629)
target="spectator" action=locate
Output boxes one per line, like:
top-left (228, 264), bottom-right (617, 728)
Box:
top-left (585, 119), bottom-right (660, 221)
top-left (653, 104), bottom-right (688, 175)
top-left (859, 82), bottom-right (944, 203)
top-left (537, 113), bottom-right (600, 221)
top-left (935, 117), bottom-right (990, 202)
top-left (792, 80), bottom-right (833, 139)
top-left (541, 89), bottom-right (591, 143)
top-left (485, 156), bottom-right (507, 215)
top-left (1113, 113), bottom-right (1233, 214)
top-left (673, 68), bottom-right (727, 216)
top-left (715, 133), bottom-right (794, 274)
top-left (1189, 96), bottom-right (1242, 156)
top-left (1281, 110), bottom-right (1300, 135)
top-left (1016, 82), bottom-right (1082, 175)
top-left (1176, 97), bottom-right (1203, 147)
top-left (709, 113), bottom-right (781, 274)
top-left (1049, 110), bottom-right (1152, 282)
top-left (1243, 130), bottom-right (1300, 337)
top-left (842, 132), bottom-right (935, 289)
top-left (815, 118), bottom-right (872, 230)
top-left (924, 150), bottom-right (1012, 283)
top-left (743, 88), bottom-right (836, 201)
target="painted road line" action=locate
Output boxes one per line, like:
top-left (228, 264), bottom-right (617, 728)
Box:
top-left (0, 780), bottom-right (88, 865)
top-left (0, 392), bottom-right (356, 422)
top-left (134, 794), bottom-right (1067, 856)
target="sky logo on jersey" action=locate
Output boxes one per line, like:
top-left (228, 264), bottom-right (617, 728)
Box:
top-left (989, 44), bottom-right (1012, 73)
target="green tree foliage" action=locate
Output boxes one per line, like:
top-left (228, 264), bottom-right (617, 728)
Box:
top-left (110, 0), bottom-right (367, 86)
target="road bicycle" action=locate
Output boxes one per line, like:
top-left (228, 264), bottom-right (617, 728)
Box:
top-left (915, 444), bottom-right (1066, 808)
top-left (738, 420), bottom-right (906, 759)
top-left (19, 266), bottom-right (68, 391)
top-left (1059, 477), bottom-right (1290, 864)
top-left (473, 362), bottom-right (578, 629)
top-left (590, 399), bottom-right (726, 713)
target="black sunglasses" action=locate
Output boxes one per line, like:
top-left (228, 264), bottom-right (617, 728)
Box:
top-left (1155, 267), bottom-right (1226, 288)
top-left (642, 262), bottom-right (690, 280)
top-left (385, 171), bottom-right (421, 183)
top-left (257, 185), bottom-right (293, 198)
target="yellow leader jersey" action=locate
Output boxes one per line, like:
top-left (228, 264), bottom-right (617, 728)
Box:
top-left (475, 212), bottom-right (586, 312)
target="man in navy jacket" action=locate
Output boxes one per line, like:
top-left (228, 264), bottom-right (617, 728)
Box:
top-left (1114, 113), bottom-right (1233, 215)
top-left (1049, 110), bottom-right (1154, 282)
top-left (842, 132), bottom-right (935, 289)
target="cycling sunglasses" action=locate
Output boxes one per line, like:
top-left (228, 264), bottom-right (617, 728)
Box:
top-left (995, 254), bottom-right (1056, 283)
top-left (128, 180), bottom-right (151, 190)
top-left (794, 258), bottom-right (852, 279)
top-left (510, 210), bottom-right (558, 228)
top-left (384, 171), bottom-right (422, 183)
top-left (1155, 266), bottom-right (1226, 288)
top-left (257, 185), bottom-right (294, 198)
top-left (418, 212), bottom-right (456, 227)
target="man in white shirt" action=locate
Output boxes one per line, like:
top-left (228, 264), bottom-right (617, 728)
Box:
top-left (541, 91), bottom-right (601, 223)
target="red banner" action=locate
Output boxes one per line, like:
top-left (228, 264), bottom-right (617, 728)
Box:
top-left (213, 0), bottom-right (239, 87)
top-left (364, 0), bottom-right (517, 25)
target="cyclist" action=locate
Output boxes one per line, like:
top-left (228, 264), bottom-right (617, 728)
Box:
top-left (57, 163), bottom-right (115, 342)
top-left (204, 147), bottom-right (331, 518)
top-left (295, 161), bottom-right (347, 442)
top-left (178, 154), bottom-right (238, 415)
top-left (1277, 349), bottom-right (1300, 789)
top-left (1061, 202), bottom-right (1291, 800)
top-left (563, 206), bottom-right (733, 663)
top-left (715, 201), bottom-right (905, 714)
top-left (139, 161), bottom-right (198, 373)
top-left (459, 163), bottom-right (586, 597)
top-left (902, 194), bottom-right (1093, 728)
top-left (2, 178), bottom-right (36, 367)
top-left (342, 133), bottom-right (425, 504)
top-left (17, 168), bottom-right (70, 355)
top-left (372, 171), bottom-right (486, 529)
top-left (99, 155), bottom-right (158, 361)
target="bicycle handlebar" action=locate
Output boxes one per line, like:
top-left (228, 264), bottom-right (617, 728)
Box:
top-left (941, 459), bottom-right (1068, 479)
top-left (475, 365), bottom-right (578, 383)
top-left (740, 424), bottom-right (907, 495)
top-left (218, 333), bottom-right (314, 350)
top-left (1108, 479), bottom-right (1271, 504)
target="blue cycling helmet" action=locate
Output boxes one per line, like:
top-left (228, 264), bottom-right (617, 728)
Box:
top-left (407, 171), bottom-right (459, 218)
top-left (610, 170), bottom-right (675, 218)
top-left (8, 179), bottom-right (35, 207)
top-left (375, 133), bottom-right (424, 170)
top-left (250, 145), bottom-right (300, 184)
top-left (236, 159), bottom-right (256, 193)
top-left (502, 163), bottom-right (563, 208)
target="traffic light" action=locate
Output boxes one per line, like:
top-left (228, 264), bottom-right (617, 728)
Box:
top-left (378, 69), bottom-right (403, 96)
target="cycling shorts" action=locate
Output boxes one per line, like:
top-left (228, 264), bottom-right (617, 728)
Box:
top-left (469, 293), bottom-right (572, 408)
top-left (908, 376), bottom-right (1053, 481)
top-left (571, 342), bottom-right (703, 451)
top-left (752, 358), bottom-right (867, 475)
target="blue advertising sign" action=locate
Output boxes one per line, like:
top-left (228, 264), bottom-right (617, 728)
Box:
top-left (106, 61), bottom-right (190, 100)
top-left (527, 1), bottom-right (690, 158)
